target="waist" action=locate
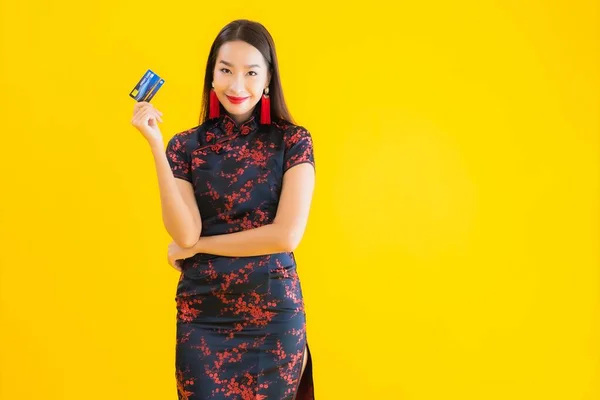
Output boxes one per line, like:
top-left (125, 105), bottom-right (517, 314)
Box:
top-left (181, 252), bottom-right (295, 280)
top-left (188, 251), bottom-right (295, 266)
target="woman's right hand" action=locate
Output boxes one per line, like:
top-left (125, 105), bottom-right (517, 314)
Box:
top-left (131, 101), bottom-right (164, 144)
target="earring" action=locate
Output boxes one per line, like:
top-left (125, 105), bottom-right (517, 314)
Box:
top-left (209, 82), bottom-right (220, 119)
top-left (260, 87), bottom-right (271, 125)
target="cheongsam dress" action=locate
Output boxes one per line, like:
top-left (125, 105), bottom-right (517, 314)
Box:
top-left (165, 107), bottom-right (316, 400)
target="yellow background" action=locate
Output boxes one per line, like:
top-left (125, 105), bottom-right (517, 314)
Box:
top-left (1, 1), bottom-right (598, 399)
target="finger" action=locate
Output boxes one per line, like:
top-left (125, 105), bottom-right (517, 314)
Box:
top-left (140, 108), bottom-right (160, 120)
top-left (133, 102), bottom-right (148, 114)
top-left (168, 256), bottom-right (180, 272)
top-left (131, 114), bottom-right (142, 126)
top-left (149, 113), bottom-right (161, 124)
top-left (144, 109), bottom-right (160, 122)
top-left (134, 103), bottom-right (153, 116)
top-left (132, 106), bottom-right (148, 120)
top-left (139, 110), bottom-right (154, 123)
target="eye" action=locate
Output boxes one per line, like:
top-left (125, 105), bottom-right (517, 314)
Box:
top-left (220, 68), bottom-right (231, 74)
top-left (247, 71), bottom-right (258, 76)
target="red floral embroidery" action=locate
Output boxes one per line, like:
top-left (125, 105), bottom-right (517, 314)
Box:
top-left (168, 112), bottom-right (315, 399)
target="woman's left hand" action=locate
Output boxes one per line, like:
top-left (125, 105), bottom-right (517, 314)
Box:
top-left (167, 240), bottom-right (197, 272)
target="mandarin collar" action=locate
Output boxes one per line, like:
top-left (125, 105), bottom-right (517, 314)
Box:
top-left (218, 109), bottom-right (259, 137)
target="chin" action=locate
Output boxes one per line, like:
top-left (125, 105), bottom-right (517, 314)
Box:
top-left (223, 102), bottom-right (258, 116)
top-left (225, 106), bottom-right (248, 114)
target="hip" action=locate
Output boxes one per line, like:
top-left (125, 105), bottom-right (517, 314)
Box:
top-left (176, 252), bottom-right (300, 296)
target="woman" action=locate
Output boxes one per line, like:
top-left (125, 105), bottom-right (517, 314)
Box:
top-left (131, 19), bottom-right (316, 400)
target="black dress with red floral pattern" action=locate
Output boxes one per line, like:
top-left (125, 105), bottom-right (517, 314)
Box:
top-left (165, 107), bottom-right (315, 400)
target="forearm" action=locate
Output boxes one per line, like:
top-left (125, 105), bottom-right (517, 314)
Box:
top-left (150, 141), bottom-right (200, 247)
top-left (193, 223), bottom-right (292, 257)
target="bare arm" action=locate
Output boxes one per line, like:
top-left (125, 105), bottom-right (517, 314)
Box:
top-left (150, 142), bottom-right (201, 248)
top-left (190, 162), bottom-right (315, 257)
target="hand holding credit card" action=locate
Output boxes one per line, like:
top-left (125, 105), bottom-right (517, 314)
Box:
top-left (130, 69), bottom-right (165, 144)
top-left (129, 69), bottom-right (165, 102)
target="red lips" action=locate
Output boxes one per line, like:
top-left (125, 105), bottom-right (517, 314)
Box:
top-left (226, 95), bottom-right (249, 104)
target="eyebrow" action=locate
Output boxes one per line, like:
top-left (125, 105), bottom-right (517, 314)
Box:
top-left (218, 60), bottom-right (261, 69)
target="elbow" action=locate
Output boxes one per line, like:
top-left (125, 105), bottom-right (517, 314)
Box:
top-left (166, 231), bottom-right (199, 249)
top-left (174, 229), bottom-right (201, 249)
top-left (278, 227), bottom-right (302, 253)
top-left (166, 222), bottom-right (201, 249)
top-left (171, 236), bottom-right (197, 249)
top-left (179, 238), bottom-right (198, 249)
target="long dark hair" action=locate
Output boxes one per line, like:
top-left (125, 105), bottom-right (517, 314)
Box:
top-left (199, 20), bottom-right (294, 125)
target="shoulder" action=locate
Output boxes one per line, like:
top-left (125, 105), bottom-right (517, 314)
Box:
top-left (166, 119), bottom-right (219, 149)
top-left (167, 124), bottom-right (199, 146)
top-left (271, 118), bottom-right (313, 149)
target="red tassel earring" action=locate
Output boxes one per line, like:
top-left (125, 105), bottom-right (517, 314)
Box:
top-left (209, 85), bottom-right (220, 119)
top-left (260, 87), bottom-right (271, 124)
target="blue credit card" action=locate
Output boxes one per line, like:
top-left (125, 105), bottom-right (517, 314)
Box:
top-left (129, 69), bottom-right (165, 102)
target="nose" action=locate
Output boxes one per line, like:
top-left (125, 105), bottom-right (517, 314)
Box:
top-left (229, 74), bottom-right (245, 95)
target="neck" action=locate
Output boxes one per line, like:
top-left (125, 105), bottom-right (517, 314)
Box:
top-left (226, 107), bottom-right (256, 126)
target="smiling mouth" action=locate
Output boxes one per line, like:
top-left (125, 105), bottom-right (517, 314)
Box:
top-left (226, 95), bottom-right (249, 104)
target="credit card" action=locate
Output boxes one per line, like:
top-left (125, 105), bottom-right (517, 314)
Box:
top-left (129, 69), bottom-right (165, 102)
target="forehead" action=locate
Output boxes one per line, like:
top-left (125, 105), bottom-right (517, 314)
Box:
top-left (216, 40), bottom-right (266, 66)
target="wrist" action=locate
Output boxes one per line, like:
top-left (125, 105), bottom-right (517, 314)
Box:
top-left (148, 139), bottom-right (164, 154)
top-left (192, 237), bottom-right (204, 253)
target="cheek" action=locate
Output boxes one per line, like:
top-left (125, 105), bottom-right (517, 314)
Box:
top-left (212, 73), bottom-right (227, 89)
top-left (250, 80), bottom-right (266, 96)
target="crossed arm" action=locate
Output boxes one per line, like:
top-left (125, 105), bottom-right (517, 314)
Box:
top-left (174, 162), bottom-right (315, 258)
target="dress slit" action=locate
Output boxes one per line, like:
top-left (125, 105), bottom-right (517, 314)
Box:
top-left (293, 342), bottom-right (315, 400)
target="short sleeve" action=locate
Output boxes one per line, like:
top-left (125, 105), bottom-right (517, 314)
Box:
top-left (283, 126), bottom-right (315, 173)
top-left (165, 134), bottom-right (192, 182)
